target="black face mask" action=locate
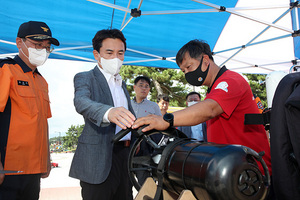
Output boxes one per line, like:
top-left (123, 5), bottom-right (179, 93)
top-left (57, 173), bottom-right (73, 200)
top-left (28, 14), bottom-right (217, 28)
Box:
top-left (185, 57), bottom-right (209, 86)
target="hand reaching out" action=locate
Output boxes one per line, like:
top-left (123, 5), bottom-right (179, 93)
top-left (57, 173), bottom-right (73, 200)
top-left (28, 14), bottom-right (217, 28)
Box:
top-left (132, 114), bottom-right (169, 132)
top-left (108, 107), bottom-right (136, 129)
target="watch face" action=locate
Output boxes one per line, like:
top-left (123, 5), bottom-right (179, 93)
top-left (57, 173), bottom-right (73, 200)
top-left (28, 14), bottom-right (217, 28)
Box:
top-left (164, 113), bottom-right (173, 121)
top-left (163, 113), bottom-right (174, 127)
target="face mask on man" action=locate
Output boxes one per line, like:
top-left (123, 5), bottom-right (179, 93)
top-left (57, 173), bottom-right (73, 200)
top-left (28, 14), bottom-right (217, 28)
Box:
top-left (98, 53), bottom-right (123, 76)
top-left (187, 101), bottom-right (198, 107)
top-left (20, 40), bottom-right (50, 66)
top-left (185, 56), bottom-right (209, 86)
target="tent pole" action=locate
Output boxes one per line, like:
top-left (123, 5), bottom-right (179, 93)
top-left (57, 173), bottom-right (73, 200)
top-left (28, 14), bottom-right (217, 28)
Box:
top-left (290, 0), bottom-right (300, 30)
top-left (121, 0), bottom-right (132, 27)
top-left (217, 7), bottom-right (292, 66)
top-left (120, 17), bottom-right (133, 31)
top-left (51, 52), bottom-right (95, 62)
top-left (215, 34), bottom-right (291, 54)
top-left (0, 39), bottom-right (16, 46)
top-left (127, 48), bottom-right (162, 59)
top-left (87, 0), bottom-right (130, 12)
top-left (120, 0), bottom-right (143, 31)
top-left (142, 6), bottom-right (289, 16)
top-left (193, 0), bottom-right (293, 33)
top-left (290, 0), bottom-right (300, 61)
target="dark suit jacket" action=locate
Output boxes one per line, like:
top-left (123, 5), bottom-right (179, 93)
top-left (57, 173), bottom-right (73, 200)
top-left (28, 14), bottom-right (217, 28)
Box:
top-left (177, 122), bottom-right (207, 142)
top-left (69, 66), bottom-right (134, 184)
top-left (270, 72), bottom-right (300, 199)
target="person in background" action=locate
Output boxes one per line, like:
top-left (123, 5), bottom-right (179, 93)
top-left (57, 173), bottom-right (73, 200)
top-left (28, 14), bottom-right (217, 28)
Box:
top-left (69, 29), bottom-right (136, 200)
top-left (132, 39), bottom-right (273, 199)
top-left (0, 21), bottom-right (59, 200)
top-left (177, 91), bottom-right (207, 141)
top-left (131, 76), bottom-right (161, 119)
top-left (131, 75), bottom-right (162, 185)
top-left (157, 94), bottom-right (169, 115)
top-left (254, 94), bottom-right (264, 113)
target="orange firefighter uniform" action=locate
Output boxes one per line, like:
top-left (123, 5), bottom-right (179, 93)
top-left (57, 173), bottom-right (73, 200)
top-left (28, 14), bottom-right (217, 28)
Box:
top-left (0, 56), bottom-right (51, 175)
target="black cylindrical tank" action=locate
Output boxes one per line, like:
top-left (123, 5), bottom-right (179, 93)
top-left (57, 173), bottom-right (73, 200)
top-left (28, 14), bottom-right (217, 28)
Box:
top-left (162, 141), bottom-right (268, 200)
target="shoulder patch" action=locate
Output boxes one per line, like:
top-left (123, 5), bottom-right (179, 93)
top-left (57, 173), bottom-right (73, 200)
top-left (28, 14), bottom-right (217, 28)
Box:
top-left (0, 57), bottom-right (16, 68)
top-left (215, 81), bottom-right (228, 92)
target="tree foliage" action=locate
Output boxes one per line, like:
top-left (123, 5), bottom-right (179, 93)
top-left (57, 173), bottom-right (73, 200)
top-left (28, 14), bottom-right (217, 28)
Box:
top-left (120, 65), bottom-right (193, 107)
top-left (49, 136), bottom-right (63, 145)
top-left (62, 124), bottom-right (84, 149)
top-left (120, 66), bottom-right (268, 107)
top-left (243, 73), bottom-right (267, 108)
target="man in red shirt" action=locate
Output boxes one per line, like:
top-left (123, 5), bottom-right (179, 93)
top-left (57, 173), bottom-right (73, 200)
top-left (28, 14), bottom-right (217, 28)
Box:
top-left (132, 39), bottom-right (272, 188)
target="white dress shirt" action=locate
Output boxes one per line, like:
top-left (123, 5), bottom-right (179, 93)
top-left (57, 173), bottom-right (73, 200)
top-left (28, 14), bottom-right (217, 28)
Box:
top-left (191, 123), bottom-right (204, 141)
top-left (97, 64), bottom-right (130, 141)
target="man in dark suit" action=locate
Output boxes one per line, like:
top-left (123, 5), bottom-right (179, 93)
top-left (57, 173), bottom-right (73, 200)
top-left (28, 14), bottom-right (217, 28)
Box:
top-left (69, 29), bottom-right (136, 200)
top-left (177, 92), bottom-right (207, 141)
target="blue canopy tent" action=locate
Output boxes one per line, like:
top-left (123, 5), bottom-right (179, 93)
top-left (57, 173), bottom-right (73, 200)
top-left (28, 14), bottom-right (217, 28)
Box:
top-left (1, 0), bottom-right (299, 73)
top-left (1, 0), bottom-right (300, 145)
top-left (1, 0), bottom-right (300, 134)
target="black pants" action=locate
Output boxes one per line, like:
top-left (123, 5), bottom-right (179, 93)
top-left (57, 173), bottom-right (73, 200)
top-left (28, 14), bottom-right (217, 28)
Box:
top-left (0, 174), bottom-right (41, 200)
top-left (80, 144), bottom-right (133, 200)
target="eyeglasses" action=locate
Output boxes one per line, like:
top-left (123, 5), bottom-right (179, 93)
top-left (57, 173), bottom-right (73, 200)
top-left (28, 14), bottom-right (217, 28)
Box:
top-left (24, 39), bottom-right (54, 53)
top-left (137, 84), bottom-right (150, 89)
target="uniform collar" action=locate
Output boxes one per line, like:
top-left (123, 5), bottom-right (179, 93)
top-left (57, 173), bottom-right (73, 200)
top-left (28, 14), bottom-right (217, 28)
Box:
top-left (14, 55), bottom-right (41, 75)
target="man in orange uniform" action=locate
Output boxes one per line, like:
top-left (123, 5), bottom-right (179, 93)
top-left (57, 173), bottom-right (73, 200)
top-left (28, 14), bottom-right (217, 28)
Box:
top-left (0, 21), bottom-right (59, 200)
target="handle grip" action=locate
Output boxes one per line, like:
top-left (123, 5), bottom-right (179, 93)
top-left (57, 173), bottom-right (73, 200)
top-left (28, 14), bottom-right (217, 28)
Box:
top-left (112, 128), bottom-right (131, 143)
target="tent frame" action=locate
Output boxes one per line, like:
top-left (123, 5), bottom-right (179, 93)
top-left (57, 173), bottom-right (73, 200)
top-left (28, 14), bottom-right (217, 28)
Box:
top-left (1, 0), bottom-right (299, 72)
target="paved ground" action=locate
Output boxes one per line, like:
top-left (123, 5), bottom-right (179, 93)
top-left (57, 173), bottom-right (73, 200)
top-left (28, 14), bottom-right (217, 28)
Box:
top-left (39, 152), bottom-right (81, 200)
top-left (39, 152), bottom-right (137, 200)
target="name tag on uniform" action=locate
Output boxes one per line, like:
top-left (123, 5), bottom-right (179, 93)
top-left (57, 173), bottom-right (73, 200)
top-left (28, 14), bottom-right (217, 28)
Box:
top-left (17, 80), bottom-right (29, 86)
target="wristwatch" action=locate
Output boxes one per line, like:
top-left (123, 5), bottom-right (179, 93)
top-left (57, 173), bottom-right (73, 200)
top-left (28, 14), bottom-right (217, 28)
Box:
top-left (163, 113), bottom-right (174, 127)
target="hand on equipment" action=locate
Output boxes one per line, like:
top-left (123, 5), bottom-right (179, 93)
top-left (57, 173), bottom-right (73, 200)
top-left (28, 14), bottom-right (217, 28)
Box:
top-left (132, 114), bottom-right (170, 132)
top-left (108, 107), bottom-right (136, 129)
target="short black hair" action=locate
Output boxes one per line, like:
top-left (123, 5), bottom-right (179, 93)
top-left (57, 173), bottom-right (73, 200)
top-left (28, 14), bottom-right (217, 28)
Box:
top-left (157, 94), bottom-right (169, 103)
top-left (92, 29), bottom-right (126, 52)
top-left (186, 91), bottom-right (201, 100)
top-left (176, 39), bottom-right (214, 66)
top-left (134, 76), bottom-right (151, 85)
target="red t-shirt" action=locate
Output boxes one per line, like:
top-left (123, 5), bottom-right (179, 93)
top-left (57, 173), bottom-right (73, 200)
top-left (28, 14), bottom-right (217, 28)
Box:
top-left (205, 69), bottom-right (271, 175)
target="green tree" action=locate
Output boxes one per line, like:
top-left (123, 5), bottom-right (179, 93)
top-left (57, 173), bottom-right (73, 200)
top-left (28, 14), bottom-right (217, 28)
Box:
top-left (244, 73), bottom-right (267, 108)
top-left (49, 136), bottom-right (63, 145)
top-left (62, 124), bottom-right (84, 150)
top-left (120, 66), bottom-right (267, 108)
top-left (120, 65), bottom-right (194, 107)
